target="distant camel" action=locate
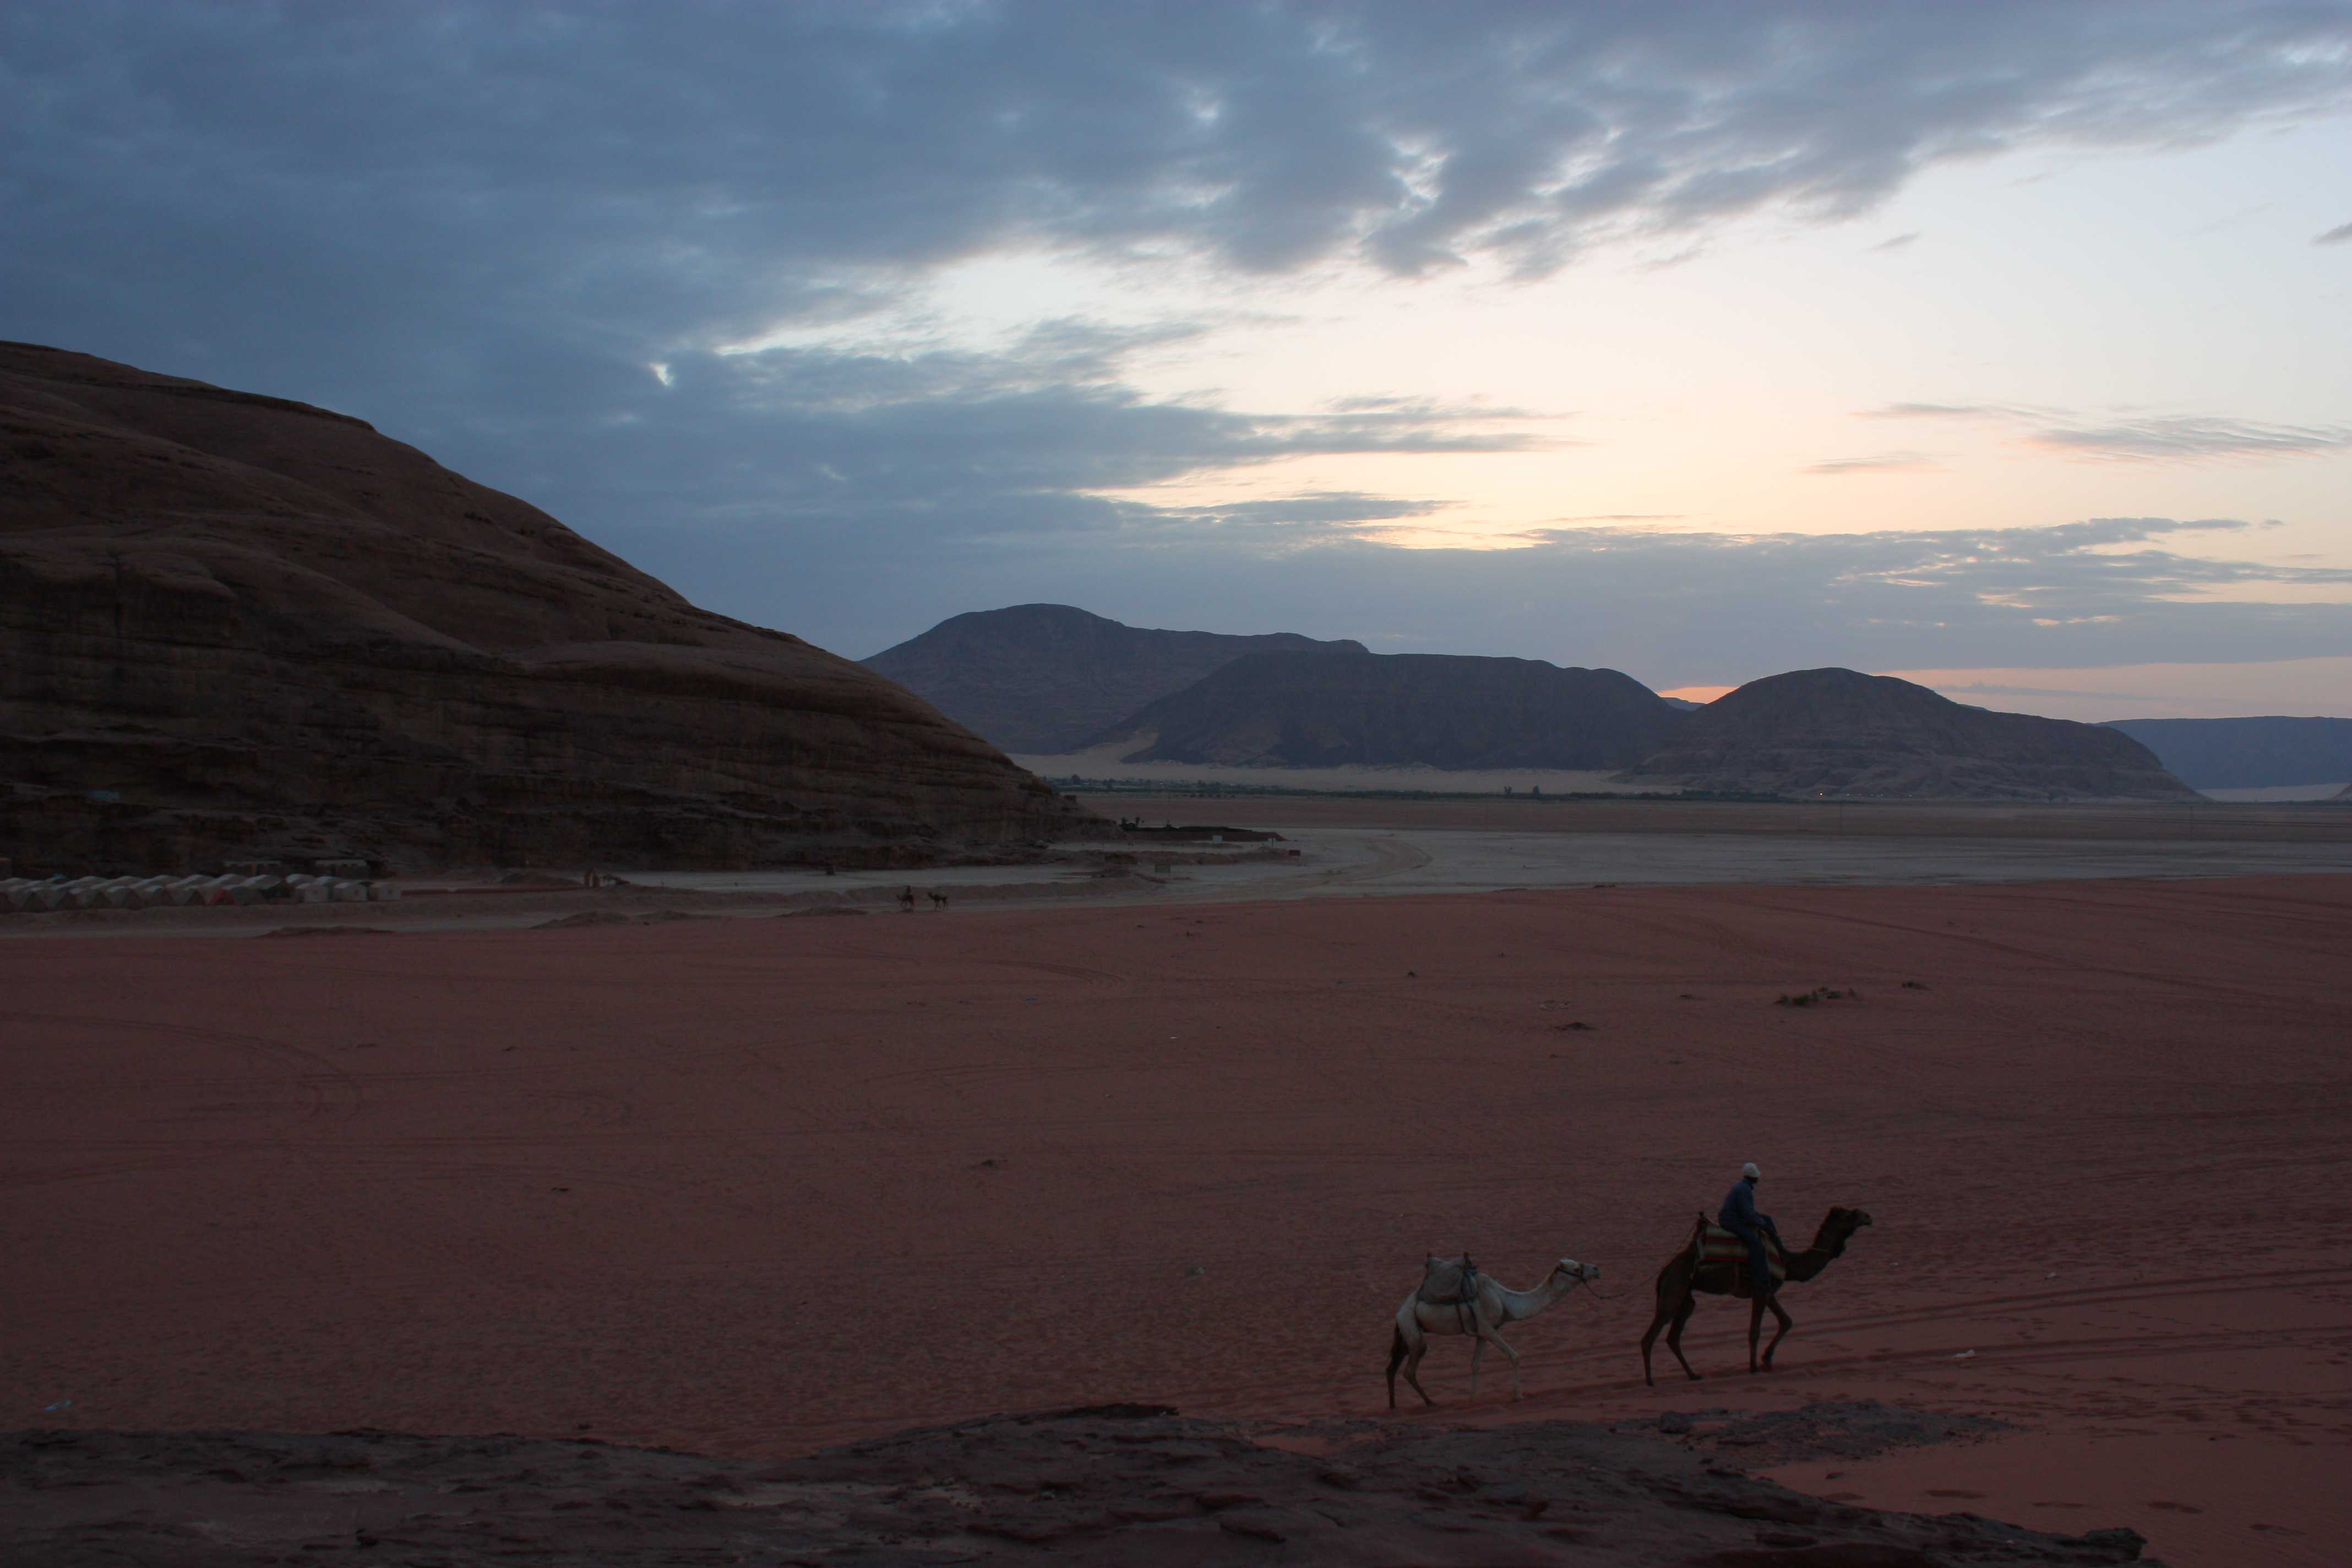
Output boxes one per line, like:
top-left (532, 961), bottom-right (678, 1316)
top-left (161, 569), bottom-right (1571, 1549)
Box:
top-left (1386, 1255), bottom-right (1600, 1407)
top-left (1640, 1206), bottom-right (1872, 1385)
top-left (897, 885), bottom-right (916, 913)
top-left (927, 889), bottom-right (949, 909)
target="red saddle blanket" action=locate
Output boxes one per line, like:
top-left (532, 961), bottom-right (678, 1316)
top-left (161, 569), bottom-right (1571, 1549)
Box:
top-left (1694, 1222), bottom-right (1787, 1283)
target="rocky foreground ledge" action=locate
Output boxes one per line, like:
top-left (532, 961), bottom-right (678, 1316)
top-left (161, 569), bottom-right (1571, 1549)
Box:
top-left (7, 1403), bottom-right (2152, 1566)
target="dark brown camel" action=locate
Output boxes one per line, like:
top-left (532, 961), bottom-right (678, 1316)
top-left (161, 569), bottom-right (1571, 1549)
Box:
top-left (1639, 1206), bottom-right (1872, 1386)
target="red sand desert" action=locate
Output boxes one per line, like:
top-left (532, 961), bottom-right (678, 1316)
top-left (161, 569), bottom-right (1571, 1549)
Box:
top-left (6, 874), bottom-right (2350, 1565)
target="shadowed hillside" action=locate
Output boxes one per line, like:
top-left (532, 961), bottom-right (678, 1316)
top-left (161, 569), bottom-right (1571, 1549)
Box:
top-left (1098, 650), bottom-right (1681, 769)
top-left (0, 342), bottom-right (1084, 872)
top-left (1621, 668), bottom-right (2195, 801)
top-left (863, 604), bottom-right (1365, 754)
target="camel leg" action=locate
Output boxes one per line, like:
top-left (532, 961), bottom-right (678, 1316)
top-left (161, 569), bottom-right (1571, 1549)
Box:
top-left (1468, 1334), bottom-right (1484, 1400)
top-left (1402, 1340), bottom-right (1433, 1406)
top-left (1761, 1294), bottom-right (1794, 1369)
top-left (1398, 1314), bottom-right (1435, 1408)
top-left (1390, 1315), bottom-right (1434, 1408)
top-left (1641, 1272), bottom-right (1691, 1387)
top-left (1484, 1330), bottom-right (1525, 1402)
top-left (1747, 1294), bottom-right (1767, 1373)
top-left (1663, 1298), bottom-right (1702, 1382)
top-left (1640, 1304), bottom-right (1672, 1387)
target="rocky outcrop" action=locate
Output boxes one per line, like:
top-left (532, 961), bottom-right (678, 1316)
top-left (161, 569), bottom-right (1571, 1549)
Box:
top-left (2102, 715), bottom-right (2352, 790)
top-left (1, 1404), bottom-right (2154, 1566)
top-left (863, 603), bottom-right (1366, 754)
top-left (1620, 668), bottom-right (2196, 800)
top-left (1, 342), bottom-right (1086, 873)
top-left (1101, 650), bottom-right (1683, 769)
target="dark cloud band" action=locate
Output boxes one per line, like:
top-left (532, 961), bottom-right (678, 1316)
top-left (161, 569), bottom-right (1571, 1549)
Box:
top-left (4, 1), bottom-right (2348, 683)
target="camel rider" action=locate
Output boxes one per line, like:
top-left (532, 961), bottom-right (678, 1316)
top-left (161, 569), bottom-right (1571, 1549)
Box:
top-left (1720, 1162), bottom-right (1783, 1298)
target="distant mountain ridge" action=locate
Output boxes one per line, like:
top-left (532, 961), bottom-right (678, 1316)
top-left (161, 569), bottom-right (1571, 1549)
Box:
top-left (863, 605), bottom-right (1366, 754)
top-left (2101, 716), bottom-right (2352, 789)
top-left (864, 606), bottom-right (2207, 801)
top-left (1098, 650), bottom-right (1681, 769)
top-left (1620, 668), bottom-right (2194, 801)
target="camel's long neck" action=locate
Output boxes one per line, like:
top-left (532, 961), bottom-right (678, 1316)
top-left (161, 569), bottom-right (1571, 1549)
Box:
top-left (1784, 1215), bottom-right (1852, 1283)
top-left (1495, 1275), bottom-right (1580, 1322)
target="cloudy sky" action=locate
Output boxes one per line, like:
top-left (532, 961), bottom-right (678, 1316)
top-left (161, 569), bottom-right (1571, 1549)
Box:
top-left (6, 2), bottom-right (2350, 718)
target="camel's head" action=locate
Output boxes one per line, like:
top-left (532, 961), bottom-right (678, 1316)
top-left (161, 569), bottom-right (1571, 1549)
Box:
top-left (1553, 1257), bottom-right (1601, 1285)
top-left (1826, 1206), bottom-right (1873, 1237)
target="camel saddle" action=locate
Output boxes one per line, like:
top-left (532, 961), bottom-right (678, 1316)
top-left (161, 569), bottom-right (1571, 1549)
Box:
top-left (1689, 1216), bottom-right (1788, 1284)
top-left (1415, 1253), bottom-right (1482, 1306)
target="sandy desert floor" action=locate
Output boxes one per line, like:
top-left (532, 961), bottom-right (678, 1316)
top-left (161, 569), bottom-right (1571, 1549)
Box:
top-left (1011, 747), bottom-right (1670, 797)
top-left (625, 797), bottom-right (2352, 906)
top-left (1015, 749), bottom-right (2352, 804)
top-left (4, 869), bottom-right (2349, 1564)
top-left (10, 796), bottom-right (2349, 942)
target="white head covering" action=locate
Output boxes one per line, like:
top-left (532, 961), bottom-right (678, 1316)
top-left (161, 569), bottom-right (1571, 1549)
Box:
top-left (1741, 1162), bottom-right (1761, 1180)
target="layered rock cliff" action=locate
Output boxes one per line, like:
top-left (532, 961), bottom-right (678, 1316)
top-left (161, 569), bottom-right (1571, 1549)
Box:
top-left (863, 604), bottom-right (1366, 754)
top-left (1099, 650), bottom-right (1683, 769)
top-left (0, 342), bottom-right (1085, 872)
top-left (1619, 668), bottom-right (2196, 800)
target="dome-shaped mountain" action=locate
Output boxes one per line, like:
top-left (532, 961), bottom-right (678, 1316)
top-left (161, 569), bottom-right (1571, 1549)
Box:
top-left (1618, 668), bottom-right (2195, 800)
top-left (1097, 650), bottom-right (1682, 769)
top-left (0, 342), bottom-right (1082, 871)
top-left (864, 604), bottom-right (1366, 754)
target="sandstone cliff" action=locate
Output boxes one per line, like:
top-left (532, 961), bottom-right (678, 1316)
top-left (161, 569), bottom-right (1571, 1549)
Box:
top-left (1099, 650), bottom-right (1682, 769)
top-left (1619, 668), bottom-right (2196, 800)
top-left (863, 603), bottom-right (1366, 754)
top-left (1, 342), bottom-right (1085, 872)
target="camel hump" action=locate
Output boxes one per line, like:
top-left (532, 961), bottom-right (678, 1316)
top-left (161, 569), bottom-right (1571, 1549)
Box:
top-left (1697, 1222), bottom-right (1788, 1280)
top-left (1417, 1254), bottom-right (1480, 1305)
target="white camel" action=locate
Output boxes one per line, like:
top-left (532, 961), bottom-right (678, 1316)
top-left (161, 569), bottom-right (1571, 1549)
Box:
top-left (1386, 1256), bottom-right (1601, 1407)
